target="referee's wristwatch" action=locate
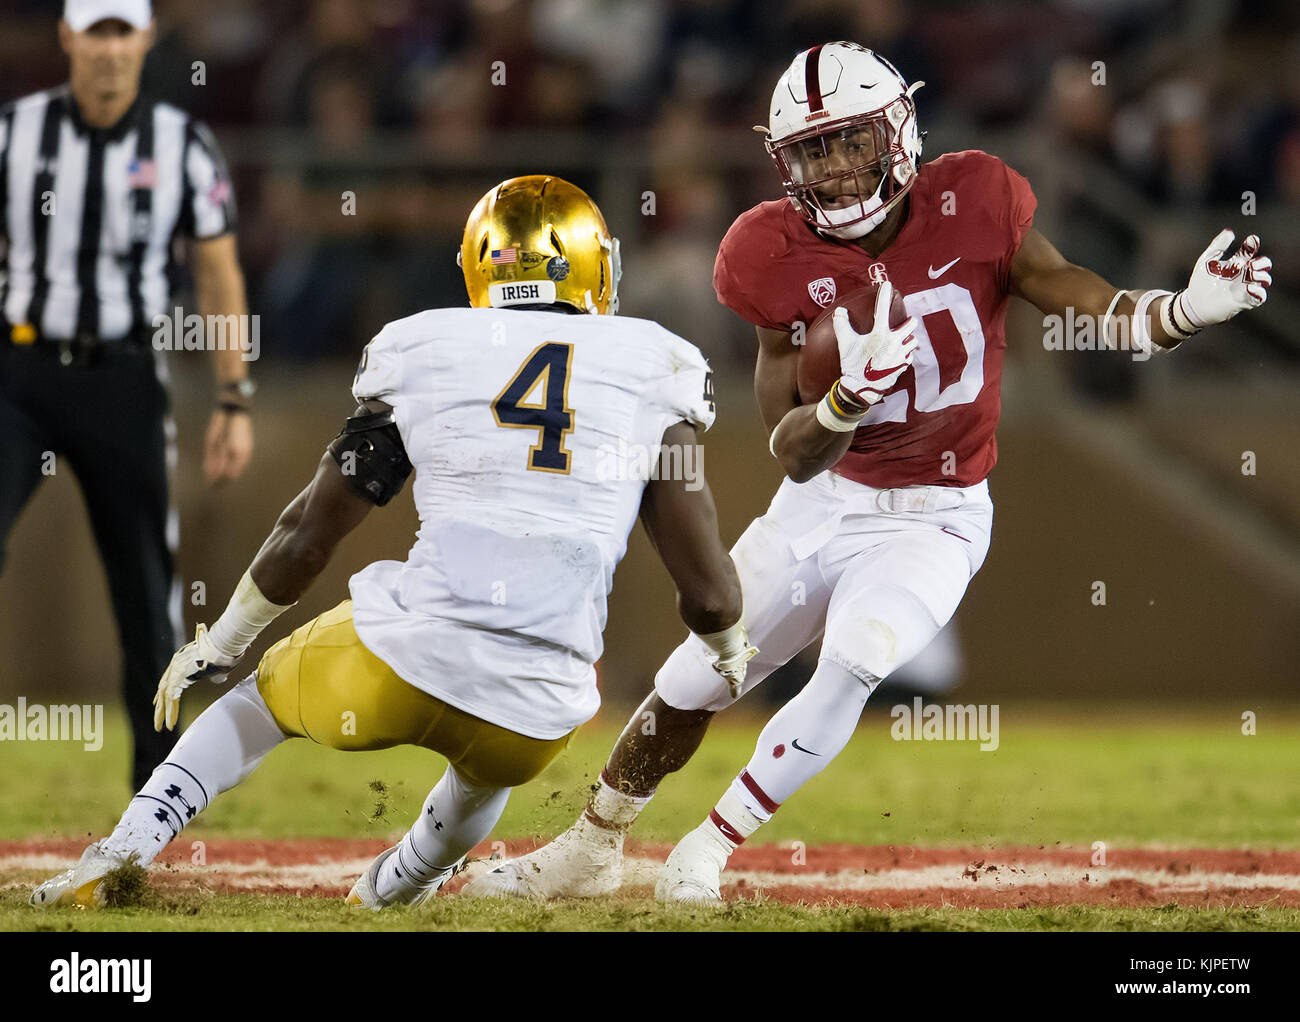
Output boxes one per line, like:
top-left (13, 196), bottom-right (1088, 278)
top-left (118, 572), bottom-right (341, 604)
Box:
top-left (218, 378), bottom-right (256, 413)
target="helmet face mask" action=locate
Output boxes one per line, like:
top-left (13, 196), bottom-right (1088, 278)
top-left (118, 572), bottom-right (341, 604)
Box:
top-left (764, 43), bottom-right (923, 240)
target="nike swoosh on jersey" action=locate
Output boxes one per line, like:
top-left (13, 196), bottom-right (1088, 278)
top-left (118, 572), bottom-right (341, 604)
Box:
top-left (928, 257), bottom-right (961, 279)
top-left (790, 738), bottom-right (821, 756)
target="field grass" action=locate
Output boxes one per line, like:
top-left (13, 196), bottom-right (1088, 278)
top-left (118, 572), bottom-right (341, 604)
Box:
top-left (7, 891), bottom-right (1300, 933)
top-left (3, 700), bottom-right (1298, 931)
top-left (6, 701), bottom-right (1298, 847)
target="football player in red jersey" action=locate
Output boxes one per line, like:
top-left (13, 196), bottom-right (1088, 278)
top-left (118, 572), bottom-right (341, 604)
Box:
top-left (464, 42), bottom-right (1273, 903)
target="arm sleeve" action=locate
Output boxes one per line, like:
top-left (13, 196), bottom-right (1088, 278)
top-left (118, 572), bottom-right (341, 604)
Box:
top-left (652, 330), bottom-right (717, 433)
top-left (996, 158), bottom-right (1038, 289)
top-left (179, 120), bottom-right (237, 240)
top-left (714, 244), bottom-right (792, 332)
top-left (351, 323), bottom-right (404, 404)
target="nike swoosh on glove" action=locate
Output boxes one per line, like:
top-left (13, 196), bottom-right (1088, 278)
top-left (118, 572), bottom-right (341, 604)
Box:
top-left (1175, 228), bottom-right (1272, 331)
top-left (153, 623), bottom-right (237, 732)
top-left (834, 282), bottom-right (919, 405)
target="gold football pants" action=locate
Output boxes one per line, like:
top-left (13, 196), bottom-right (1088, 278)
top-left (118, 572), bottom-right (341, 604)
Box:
top-left (256, 601), bottom-right (572, 788)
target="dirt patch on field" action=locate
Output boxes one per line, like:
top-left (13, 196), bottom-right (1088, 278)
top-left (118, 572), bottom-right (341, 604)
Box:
top-left (5, 838), bottom-right (1299, 908)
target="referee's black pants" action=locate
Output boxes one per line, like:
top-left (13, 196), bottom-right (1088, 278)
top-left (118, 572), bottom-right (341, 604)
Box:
top-left (0, 341), bottom-right (180, 791)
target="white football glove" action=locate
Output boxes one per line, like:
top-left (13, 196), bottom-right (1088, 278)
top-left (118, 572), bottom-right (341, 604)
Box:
top-left (697, 621), bottom-right (759, 700)
top-left (1173, 229), bottom-right (1272, 332)
top-left (153, 623), bottom-right (239, 732)
top-left (835, 282), bottom-right (919, 406)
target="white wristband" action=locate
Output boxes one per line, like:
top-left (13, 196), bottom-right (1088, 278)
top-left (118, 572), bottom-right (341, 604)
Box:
top-left (815, 389), bottom-right (867, 433)
top-left (1160, 292), bottom-right (1197, 341)
top-left (206, 570), bottom-right (296, 660)
top-left (1132, 289), bottom-right (1174, 357)
top-left (1100, 289), bottom-right (1126, 349)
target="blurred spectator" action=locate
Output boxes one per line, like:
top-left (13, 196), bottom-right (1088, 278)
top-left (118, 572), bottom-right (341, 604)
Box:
top-left (624, 96), bottom-right (747, 367)
top-left (143, 0), bottom-right (271, 124)
top-left (1114, 74), bottom-right (1226, 206)
top-left (259, 48), bottom-right (411, 356)
top-left (532, 0), bottom-right (669, 124)
top-left (1038, 57), bottom-right (1139, 401)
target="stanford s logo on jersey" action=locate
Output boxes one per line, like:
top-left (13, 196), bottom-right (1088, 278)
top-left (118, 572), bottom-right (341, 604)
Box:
top-left (807, 277), bottom-right (837, 306)
top-left (868, 262), bottom-right (889, 283)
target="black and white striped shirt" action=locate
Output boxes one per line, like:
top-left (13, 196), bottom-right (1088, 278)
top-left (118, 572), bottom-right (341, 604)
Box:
top-left (0, 85), bottom-right (236, 344)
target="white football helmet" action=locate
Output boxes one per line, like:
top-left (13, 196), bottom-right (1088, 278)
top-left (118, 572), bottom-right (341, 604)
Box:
top-left (762, 42), bottom-right (924, 240)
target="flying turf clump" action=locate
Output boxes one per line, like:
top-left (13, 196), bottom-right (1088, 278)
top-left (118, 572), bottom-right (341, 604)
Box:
top-left (369, 779), bottom-right (391, 821)
top-left (94, 854), bottom-right (150, 909)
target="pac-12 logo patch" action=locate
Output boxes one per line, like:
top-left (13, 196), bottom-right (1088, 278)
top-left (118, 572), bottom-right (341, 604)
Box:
top-left (807, 277), bottom-right (836, 307)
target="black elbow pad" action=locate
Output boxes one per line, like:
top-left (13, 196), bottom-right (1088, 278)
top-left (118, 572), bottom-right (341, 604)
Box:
top-left (327, 409), bottom-right (413, 506)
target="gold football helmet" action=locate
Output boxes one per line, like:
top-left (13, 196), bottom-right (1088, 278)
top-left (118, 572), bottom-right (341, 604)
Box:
top-left (460, 175), bottom-right (621, 315)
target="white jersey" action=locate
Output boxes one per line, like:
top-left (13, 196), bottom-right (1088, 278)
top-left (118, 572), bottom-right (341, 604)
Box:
top-left (347, 307), bottom-right (715, 739)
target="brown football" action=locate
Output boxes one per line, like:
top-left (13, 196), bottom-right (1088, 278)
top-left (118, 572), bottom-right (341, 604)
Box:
top-left (796, 282), bottom-right (910, 405)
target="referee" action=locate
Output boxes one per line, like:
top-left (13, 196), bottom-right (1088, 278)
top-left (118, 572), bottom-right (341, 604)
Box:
top-left (0, 0), bottom-right (256, 790)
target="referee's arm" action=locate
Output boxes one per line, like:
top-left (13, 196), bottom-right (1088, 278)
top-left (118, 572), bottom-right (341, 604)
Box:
top-left (192, 233), bottom-right (253, 485)
top-left (181, 121), bottom-right (254, 486)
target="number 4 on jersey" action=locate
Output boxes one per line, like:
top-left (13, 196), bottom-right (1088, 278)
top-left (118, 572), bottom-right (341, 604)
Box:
top-left (493, 342), bottom-right (575, 473)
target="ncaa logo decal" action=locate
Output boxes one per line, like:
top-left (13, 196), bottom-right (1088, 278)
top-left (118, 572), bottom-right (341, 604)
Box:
top-left (868, 262), bottom-right (889, 284)
top-left (807, 277), bottom-right (836, 307)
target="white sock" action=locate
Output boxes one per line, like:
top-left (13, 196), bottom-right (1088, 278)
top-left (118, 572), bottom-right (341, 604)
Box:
top-left (743, 658), bottom-right (874, 805)
top-left (704, 659), bottom-right (875, 850)
top-left (584, 768), bottom-right (654, 831)
top-left (704, 776), bottom-right (772, 851)
top-left (101, 674), bottom-right (286, 865)
top-left (376, 766), bottom-right (510, 902)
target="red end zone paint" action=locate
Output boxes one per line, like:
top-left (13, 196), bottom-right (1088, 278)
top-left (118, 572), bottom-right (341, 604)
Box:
top-left (5, 839), bottom-right (1300, 908)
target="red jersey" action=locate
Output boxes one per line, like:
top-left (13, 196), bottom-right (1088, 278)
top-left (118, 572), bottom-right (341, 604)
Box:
top-left (714, 149), bottom-right (1036, 488)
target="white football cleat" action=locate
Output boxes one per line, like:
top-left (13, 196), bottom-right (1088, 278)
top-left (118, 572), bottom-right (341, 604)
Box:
top-left (29, 842), bottom-right (126, 910)
top-left (461, 815), bottom-right (624, 899)
top-left (654, 824), bottom-right (730, 906)
top-left (345, 845), bottom-right (465, 911)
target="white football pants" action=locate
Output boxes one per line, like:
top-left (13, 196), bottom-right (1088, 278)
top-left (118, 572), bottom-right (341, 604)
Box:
top-left (655, 470), bottom-right (993, 711)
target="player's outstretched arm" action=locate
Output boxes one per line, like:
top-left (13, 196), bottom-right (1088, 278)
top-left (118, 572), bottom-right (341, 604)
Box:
top-left (153, 399), bottom-right (410, 730)
top-left (640, 421), bottom-right (743, 633)
top-left (639, 421), bottom-right (755, 696)
top-left (1011, 227), bottom-right (1271, 352)
top-left (246, 407), bottom-right (389, 606)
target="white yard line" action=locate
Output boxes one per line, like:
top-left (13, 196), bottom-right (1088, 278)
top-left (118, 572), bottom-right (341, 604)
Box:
top-left (6, 853), bottom-right (1300, 895)
top-left (617, 858), bottom-right (1300, 892)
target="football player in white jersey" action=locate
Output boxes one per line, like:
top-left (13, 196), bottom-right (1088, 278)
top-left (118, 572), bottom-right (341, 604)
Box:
top-left (30, 175), bottom-right (757, 911)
